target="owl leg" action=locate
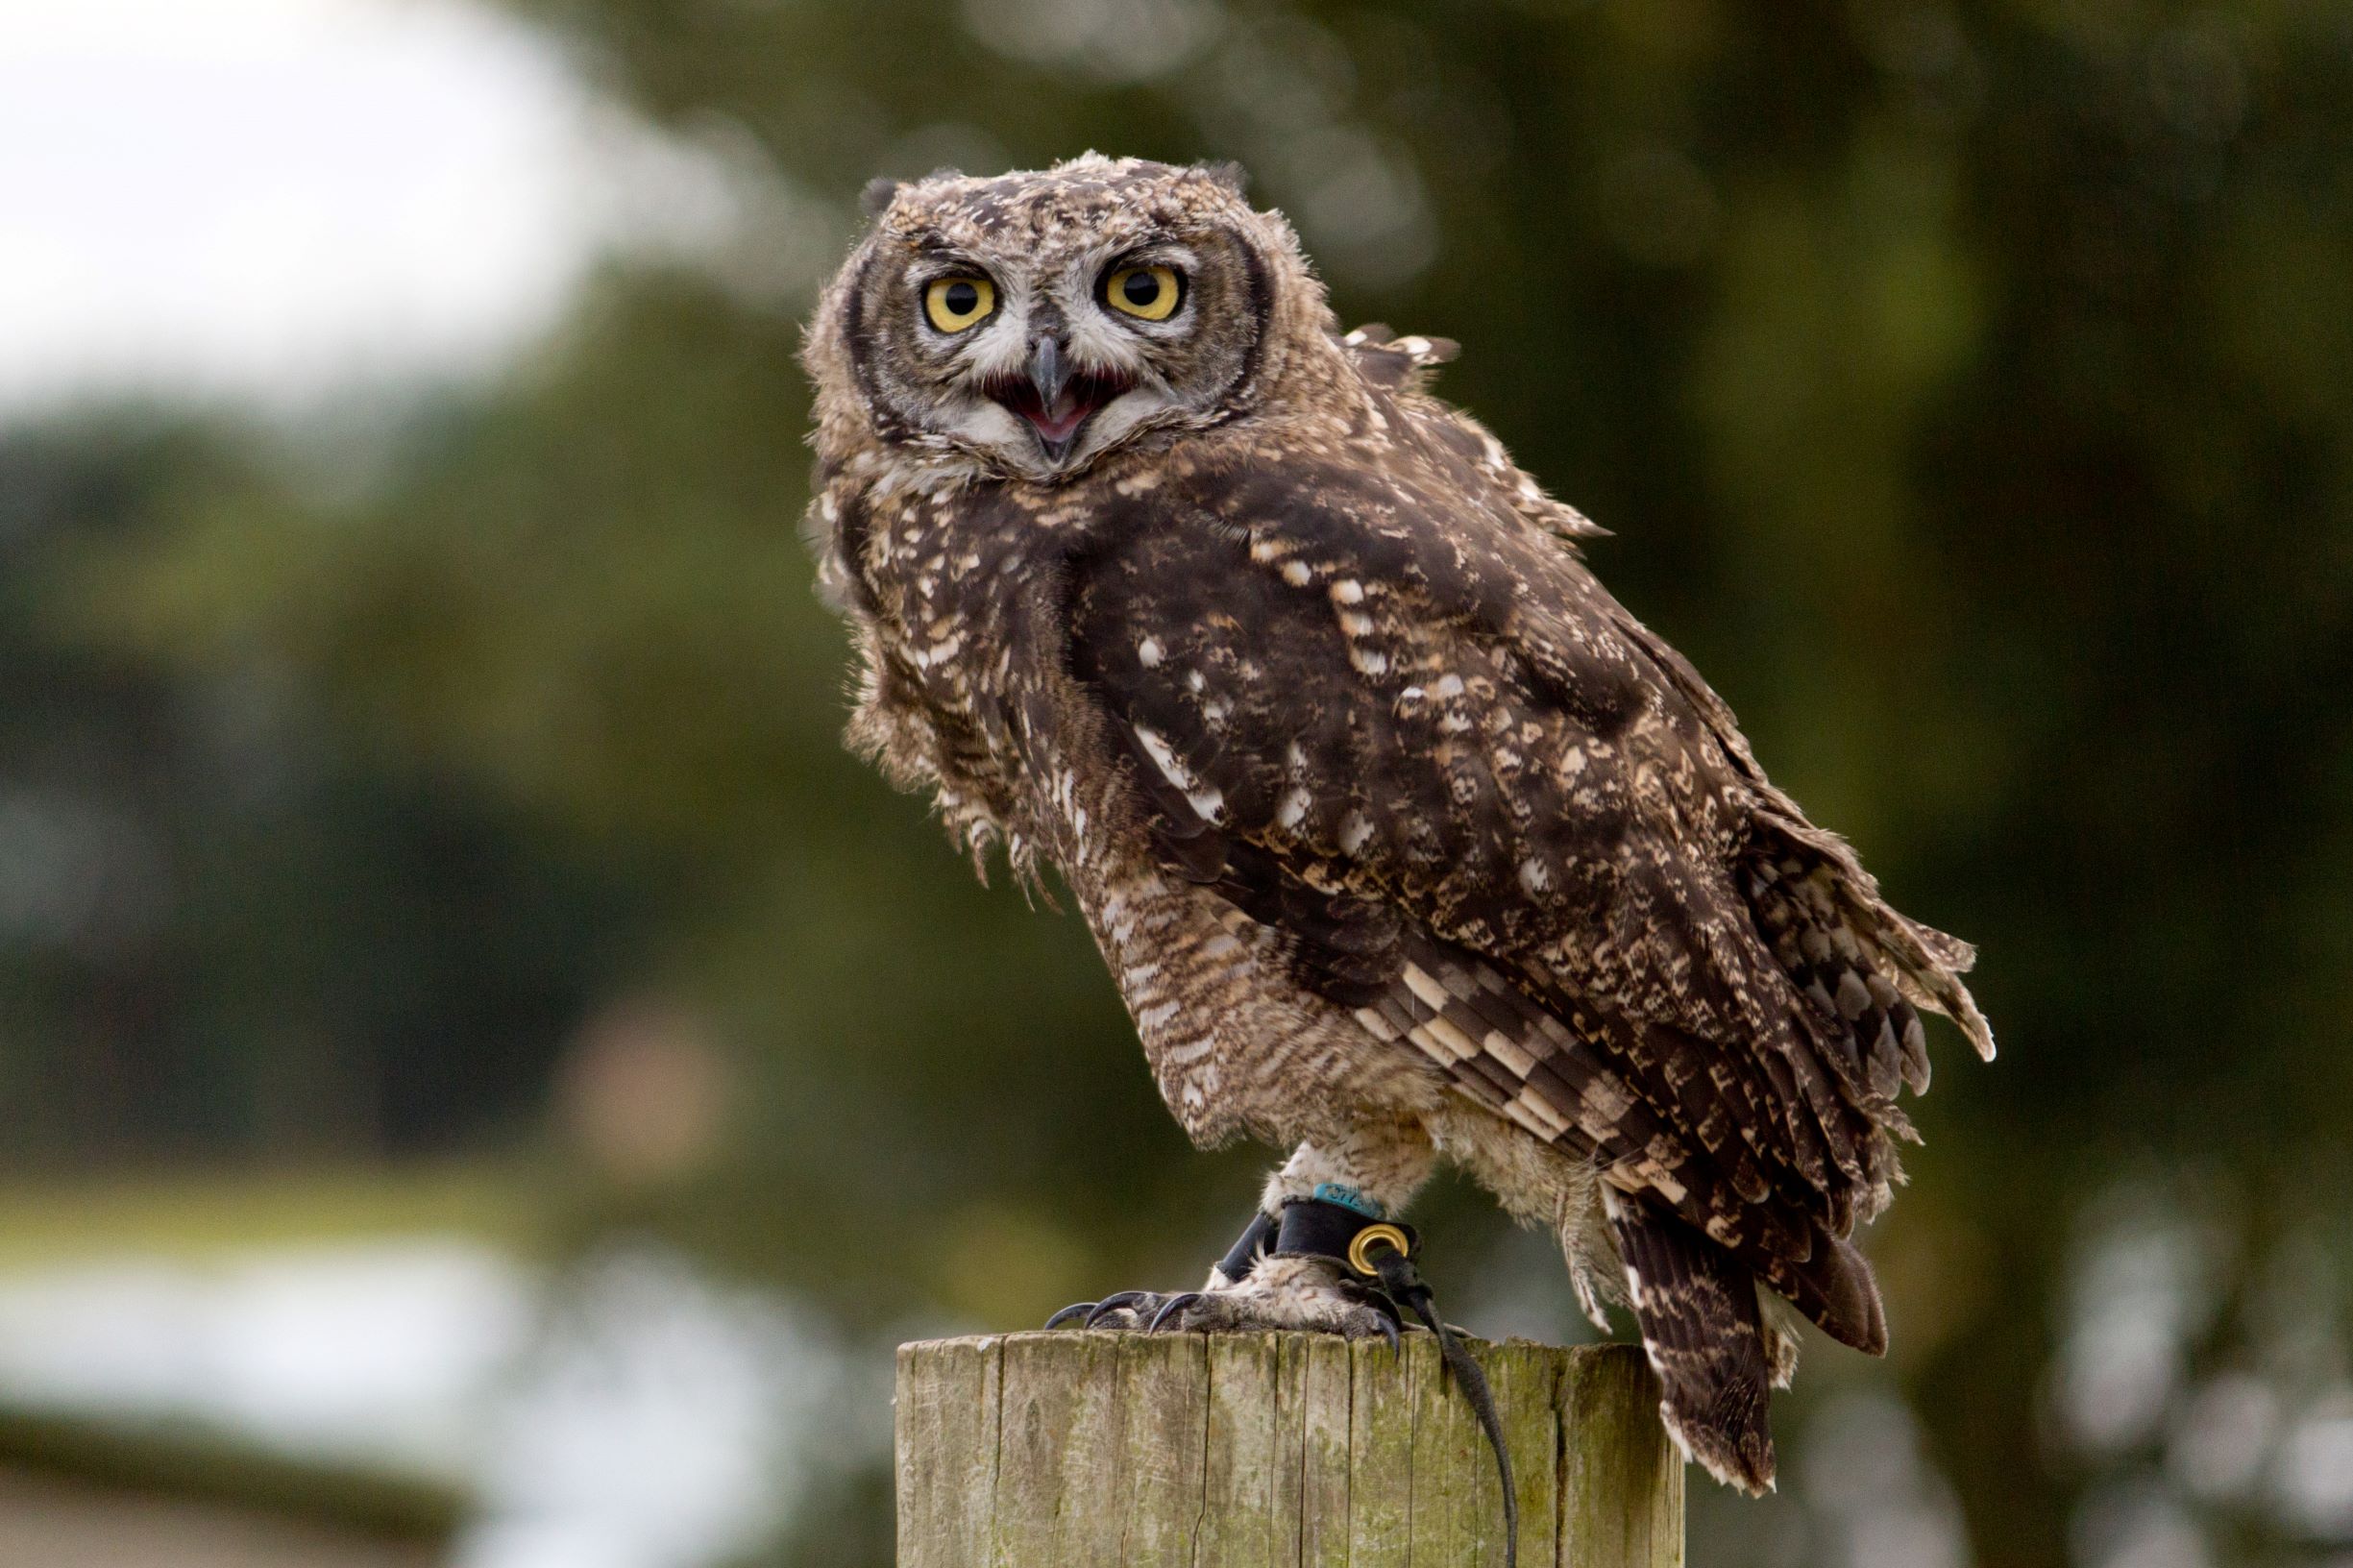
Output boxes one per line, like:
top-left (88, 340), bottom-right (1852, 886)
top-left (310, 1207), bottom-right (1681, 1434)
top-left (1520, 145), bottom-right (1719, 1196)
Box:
top-left (1044, 1117), bottom-right (1434, 1338)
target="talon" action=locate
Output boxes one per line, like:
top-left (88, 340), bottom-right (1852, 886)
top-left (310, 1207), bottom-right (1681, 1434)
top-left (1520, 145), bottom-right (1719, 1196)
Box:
top-left (1043, 1301), bottom-right (1097, 1330)
top-left (1369, 1300), bottom-right (1403, 1358)
top-left (1147, 1292), bottom-right (1203, 1332)
top-left (1085, 1290), bottom-right (1152, 1328)
top-left (1331, 1278), bottom-right (1404, 1356)
top-left (1341, 1279), bottom-right (1399, 1319)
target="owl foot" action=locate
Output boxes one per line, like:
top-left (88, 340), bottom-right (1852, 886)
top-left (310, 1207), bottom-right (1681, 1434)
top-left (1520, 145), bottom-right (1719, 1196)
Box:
top-left (1044, 1202), bottom-right (1405, 1346)
top-left (1039, 1290), bottom-right (1186, 1330)
top-left (1161, 1255), bottom-right (1407, 1346)
top-left (1045, 1256), bottom-right (1404, 1349)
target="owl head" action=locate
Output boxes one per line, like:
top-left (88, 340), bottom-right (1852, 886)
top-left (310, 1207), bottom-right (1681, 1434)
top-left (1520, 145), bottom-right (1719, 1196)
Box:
top-left (805, 155), bottom-right (1334, 484)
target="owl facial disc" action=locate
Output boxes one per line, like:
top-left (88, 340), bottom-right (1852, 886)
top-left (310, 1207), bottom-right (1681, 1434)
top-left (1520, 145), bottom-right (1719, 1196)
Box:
top-left (821, 158), bottom-right (1278, 482)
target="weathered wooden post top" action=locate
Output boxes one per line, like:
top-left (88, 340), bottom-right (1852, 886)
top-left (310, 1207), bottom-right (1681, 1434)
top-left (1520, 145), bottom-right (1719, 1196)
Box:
top-left (896, 1331), bottom-right (1683, 1567)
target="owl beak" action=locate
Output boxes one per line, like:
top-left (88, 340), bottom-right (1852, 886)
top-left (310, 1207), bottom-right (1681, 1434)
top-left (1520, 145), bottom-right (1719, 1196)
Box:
top-left (994, 335), bottom-right (1129, 466)
top-left (1024, 336), bottom-right (1083, 460)
top-left (1028, 335), bottom-right (1073, 413)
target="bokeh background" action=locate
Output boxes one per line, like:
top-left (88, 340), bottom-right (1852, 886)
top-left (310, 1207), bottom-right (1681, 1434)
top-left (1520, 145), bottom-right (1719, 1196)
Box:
top-left (3, 1), bottom-right (2350, 1564)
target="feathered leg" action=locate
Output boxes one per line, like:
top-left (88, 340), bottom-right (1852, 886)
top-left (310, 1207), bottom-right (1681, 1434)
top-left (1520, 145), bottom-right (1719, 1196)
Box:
top-left (1045, 1117), bottom-right (1433, 1336)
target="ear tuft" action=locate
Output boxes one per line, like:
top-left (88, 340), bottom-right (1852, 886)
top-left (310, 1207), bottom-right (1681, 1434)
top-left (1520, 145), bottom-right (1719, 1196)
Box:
top-left (860, 177), bottom-right (905, 220)
top-left (1197, 159), bottom-right (1250, 198)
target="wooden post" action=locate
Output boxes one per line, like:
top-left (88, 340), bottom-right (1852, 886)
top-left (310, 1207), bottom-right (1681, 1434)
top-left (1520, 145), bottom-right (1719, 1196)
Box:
top-left (895, 1331), bottom-right (1683, 1567)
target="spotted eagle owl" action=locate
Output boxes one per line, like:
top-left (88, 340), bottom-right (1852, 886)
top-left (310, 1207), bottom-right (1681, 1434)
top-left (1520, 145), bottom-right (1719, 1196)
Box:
top-left (803, 154), bottom-right (1993, 1493)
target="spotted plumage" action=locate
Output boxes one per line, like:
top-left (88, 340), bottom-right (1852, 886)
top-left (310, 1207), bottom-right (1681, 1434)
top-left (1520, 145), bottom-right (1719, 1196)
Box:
top-left (803, 154), bottom-right (1993, 1493)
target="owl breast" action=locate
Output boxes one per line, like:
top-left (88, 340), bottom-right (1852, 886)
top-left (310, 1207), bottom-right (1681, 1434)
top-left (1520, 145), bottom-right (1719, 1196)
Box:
top-left (822, 461), bottom-right (1116, 871)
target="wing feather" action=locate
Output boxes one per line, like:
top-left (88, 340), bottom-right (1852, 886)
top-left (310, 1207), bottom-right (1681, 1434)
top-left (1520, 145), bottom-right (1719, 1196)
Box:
top-left (1065, 389), bottom-right (1980, 1350)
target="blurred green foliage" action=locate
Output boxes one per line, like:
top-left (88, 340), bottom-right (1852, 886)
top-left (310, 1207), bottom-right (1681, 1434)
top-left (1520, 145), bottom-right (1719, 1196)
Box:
top-left (4, 1), bottom-right (2351, 1565)
top-left (0, 420), bottom-right (642, 1159)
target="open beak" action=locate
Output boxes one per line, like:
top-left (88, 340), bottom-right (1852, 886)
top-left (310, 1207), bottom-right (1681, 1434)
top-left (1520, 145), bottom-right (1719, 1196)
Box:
top-left (991, 336), bottom-right (1130, 465)
top-left (1028, 336), bottom-right (1072, 420)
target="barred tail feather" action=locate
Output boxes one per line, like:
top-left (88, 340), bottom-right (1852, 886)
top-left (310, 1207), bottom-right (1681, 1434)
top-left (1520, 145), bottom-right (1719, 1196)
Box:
top-left (1605, 1188), bottom-right (1777, 1494)
top-left (1755, 1218), bottom-right (1887, 1356)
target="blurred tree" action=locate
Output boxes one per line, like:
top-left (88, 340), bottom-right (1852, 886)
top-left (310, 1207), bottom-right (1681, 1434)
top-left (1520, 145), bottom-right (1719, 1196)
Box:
top-left (0, 417), bottom-right (641, 1163)
top-left (52, 1), bottom-right (2353, 1565)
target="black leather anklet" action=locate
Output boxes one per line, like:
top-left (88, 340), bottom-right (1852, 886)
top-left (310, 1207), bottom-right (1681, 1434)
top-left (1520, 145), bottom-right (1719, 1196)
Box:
top-left (1213, 1210), bottom-right (1280, 1286)
top-left (1272, 1196), bottom-right (1420, 1277)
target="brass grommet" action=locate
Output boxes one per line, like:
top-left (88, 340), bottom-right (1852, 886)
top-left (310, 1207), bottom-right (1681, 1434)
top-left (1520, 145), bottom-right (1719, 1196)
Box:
top-left (1347, 1222), bottom-right (1411, 1277)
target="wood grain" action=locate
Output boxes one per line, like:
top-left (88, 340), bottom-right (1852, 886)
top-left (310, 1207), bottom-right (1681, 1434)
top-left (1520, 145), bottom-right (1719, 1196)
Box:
top-left (896, 1333), bottom-right (1682, 1567)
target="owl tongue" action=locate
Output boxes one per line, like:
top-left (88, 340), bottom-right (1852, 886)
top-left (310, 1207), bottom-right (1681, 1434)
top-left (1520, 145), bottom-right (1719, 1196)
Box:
top-left (1028, 392), bottom-right (1091, 445)
top-left (992, 367), bottom-right (1130, 460)
top-left (993, 336), bottom-right (1131, 461)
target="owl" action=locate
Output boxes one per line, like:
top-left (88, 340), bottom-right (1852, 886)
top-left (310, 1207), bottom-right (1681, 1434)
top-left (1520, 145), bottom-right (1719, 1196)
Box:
top-left (803, 154), bottom-right (1992, 1495)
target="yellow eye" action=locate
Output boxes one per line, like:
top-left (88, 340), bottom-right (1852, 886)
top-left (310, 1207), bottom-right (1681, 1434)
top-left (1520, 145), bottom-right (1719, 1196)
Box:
top-left (924, 275), bottom-right (995, 332)
top-left (1106, 264), bottom-right (1182, 321)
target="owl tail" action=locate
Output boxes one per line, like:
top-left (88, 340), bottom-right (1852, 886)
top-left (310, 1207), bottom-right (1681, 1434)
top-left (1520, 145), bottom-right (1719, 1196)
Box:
top-left (1605, 1188), bottom-right (1777, 1494)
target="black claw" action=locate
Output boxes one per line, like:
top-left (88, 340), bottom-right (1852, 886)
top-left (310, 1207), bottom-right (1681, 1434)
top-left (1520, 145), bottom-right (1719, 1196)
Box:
top-left (1337, 1279), bottom-right (1405, 1356)
top-left (1147, 1292), bottom-right (1203, 1333)
top-left (1044, 1301), bottom-right (1097, 1330)
top-left (1085, 1290), bottom-right (1152, 1328)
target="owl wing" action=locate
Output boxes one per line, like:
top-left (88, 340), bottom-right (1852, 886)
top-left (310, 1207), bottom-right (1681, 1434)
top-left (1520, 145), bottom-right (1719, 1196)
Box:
top-left (1064, 430), bottom-right (1985, 1373)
